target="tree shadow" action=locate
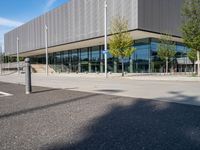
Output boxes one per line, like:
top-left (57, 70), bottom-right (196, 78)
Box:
top-left (95, 89), bottom-right (124, 93)
top-left (0, 93), bottom-right (99, 120)
top-left (159, 91), bottom-right (200, 106)
top-left (0, 71), bottom-right (17, 76)
top-left (44, 94), bottom-right (200, 150)
top-left (32, 88), bottom-right (59, 94)
top-left (32, 87), bottom-right (79, 94)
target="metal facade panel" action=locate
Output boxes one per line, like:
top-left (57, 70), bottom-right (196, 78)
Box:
top-left (5, 0), bottom-right (139, 54)
top-left (138, 0), bottom-right (183, 36)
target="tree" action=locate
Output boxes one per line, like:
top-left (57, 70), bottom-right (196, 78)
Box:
top-left (188, 49), bottom-right (197, 73)
top-left (109, 16), bottom-right (136, 76)
top-left (157, 34), bottom-right (176, 73)
top-left (181, 0), bottom-right (200, 76)
top-left (188, 49), bottom-right (197, 62)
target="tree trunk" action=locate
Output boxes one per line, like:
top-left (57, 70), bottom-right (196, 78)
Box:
top-left (197, 51), bottom-right (200, 76)
top-left (194, 61), bottom-right (196, 74)
top-left (122, 58), bottom-right (124, 77)
top-left (166, 57), bottom-right (168, 74)
top-left (171, 60), bottom-right (174, 73)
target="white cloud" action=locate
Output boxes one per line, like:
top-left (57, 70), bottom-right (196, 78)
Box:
top-left (44, 0), bottom-right (58, 12)
top-left (0, 27), bottom-right (11, 51)
top-left (0, 17), bottom-right (23, 27)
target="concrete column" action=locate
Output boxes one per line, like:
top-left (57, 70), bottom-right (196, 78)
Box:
top-left (100, 47), bottom-right (104, 73)
top-left (69, 63), bottom-right (72, 73)
top-left (88, 48), bottom-right (92, 73)
top-left (89, 63), bottom-right (92, 73)
top-left (78, 62), bottom-right (81, 73)
top-left (100, 61), bottom-right (103, 73)
top-left (114, 59), bottom-right (117, 73)
top-left (130, 59), bottom-right (133, 73)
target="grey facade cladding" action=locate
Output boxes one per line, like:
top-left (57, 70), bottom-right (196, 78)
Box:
top-left (5, 0), bottom-right (138, 55)
top-left (138, 0), bottom-right (183, 36)
top-left (4, 0), bottom-right (183, 55)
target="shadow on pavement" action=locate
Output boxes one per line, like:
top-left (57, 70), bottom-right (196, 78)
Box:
top-left (0, 93), bottom-right (99, 120)
top-left (95, 89), bottom-right (124, 93)
top-left (32, 88), bottom-right (60, 94)
top-left (0, 71), bottom-right (17, 76)
top-left (44, 94), bottom-right (200, 150)
top-left (160, 91), bottom-right (200, 106)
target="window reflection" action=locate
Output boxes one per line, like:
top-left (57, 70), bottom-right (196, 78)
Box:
top-left (29, 38), bottom-right (192, 73)
top-left (81, 48), bottom-right (89, 72)
top-left (90, 46), bottom-right (100, 72)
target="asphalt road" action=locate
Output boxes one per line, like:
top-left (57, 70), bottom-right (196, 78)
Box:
top-left (0, 82), bottom-right (200, 150)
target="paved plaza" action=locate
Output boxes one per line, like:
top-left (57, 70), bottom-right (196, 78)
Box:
top-left (0, 81), bottom-right (200, 150)
top-left (0, 73), bottom-right (200, 106)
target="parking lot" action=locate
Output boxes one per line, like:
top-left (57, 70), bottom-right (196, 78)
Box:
top-left (0, 81), bottom-right (200, 150)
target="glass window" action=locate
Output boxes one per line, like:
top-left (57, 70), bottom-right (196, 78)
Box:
top-left (81, 48), bottom-right (89, 62)
top-left (132, 39), bottom-right (150, 73)
top-left (29, 38), bottom-right (193, 74)
top-left (62, 51), bottom-right (70, 72)
top-left (91, 46), bottom-right (100, 62)
top-left (176, 44), bottom-right (187, 58)
top-left (37, 54), bottom-right (45, 64)
top-left (71, 50), bottom-right (78, 62)
top-left (71, 50), bottom-right (79, 72)
top-left (55, 52), bottom-right (61, 65)
top-left (81, 48), bottom-right (89, 72)
top-left (90, 46), bottom-right (100, 72)
top-left (63, 51), bottom-right (69, 65)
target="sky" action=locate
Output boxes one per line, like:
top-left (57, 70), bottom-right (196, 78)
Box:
top-left (0, 0), bottom-right (69, 50)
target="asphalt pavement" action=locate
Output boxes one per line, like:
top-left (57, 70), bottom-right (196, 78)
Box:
top-left (0, 82), bottom-right (200, 150)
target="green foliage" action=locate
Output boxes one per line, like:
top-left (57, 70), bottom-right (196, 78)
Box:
top-left (19, 57), bottom-right (24, 61)
top-left (181, 0), bottom-right (200, 51)
top-left (187, 49), bottom-right (197, 62)
top-left (109, 16), bottom-right (136, 59)
top-left (2, 55), bottom-right (24, 63)
top-left (157, 34), bottom-right (176, 60)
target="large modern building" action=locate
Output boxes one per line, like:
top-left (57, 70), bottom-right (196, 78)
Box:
top-left (4, 0), bottom-right (193, 73)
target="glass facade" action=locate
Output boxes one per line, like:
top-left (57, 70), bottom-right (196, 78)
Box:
top-left (90, 46), bottom-right (101, 73)
top-left (30, 38), bottom-right (193, 73)
top-left (132, 39), bottom-right (150, 73)
top-left (80, 48), bottom-right (89, 72)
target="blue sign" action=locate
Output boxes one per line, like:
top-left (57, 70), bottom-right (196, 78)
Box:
top-left (102, 50), bottom-right (108, 54)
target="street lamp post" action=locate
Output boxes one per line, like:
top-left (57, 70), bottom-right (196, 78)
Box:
top-left (0, 44), bottom-right (2, 75)
top-left (104, 0), bottom-right (108, 78)
top-left (17, 37), bottom-right (20, 74)
top-left (45, 24), bottom-right (48, 76)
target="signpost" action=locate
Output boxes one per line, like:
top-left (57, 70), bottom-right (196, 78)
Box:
top-left (102, 50), bottom-right (108, 54)
top-left (45, 24), bottom-right (48, 76)
top-left (17, 37), bottom-right (20, 74)
top-left (0, 44), bottom-right (2, 75)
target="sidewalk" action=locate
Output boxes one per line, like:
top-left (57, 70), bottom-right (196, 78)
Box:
top-left (36, 72), bottom-right (200, 82)
top-left (0, 73), bottom-right (200, 106)
top-left (126, 75), bottom-right (200, 82)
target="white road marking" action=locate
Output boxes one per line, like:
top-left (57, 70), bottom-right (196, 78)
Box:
top-left (0, 91), bottom-right (13, 97)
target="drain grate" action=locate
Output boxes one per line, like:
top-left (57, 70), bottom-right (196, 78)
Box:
top-left (0, 91), bottom-right (13, 97)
